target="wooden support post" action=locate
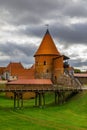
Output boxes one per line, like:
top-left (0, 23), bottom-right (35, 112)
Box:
top-left (60, 92), bottom-right (64, 104)
top-left (57, 92), bottom-right (59, 104)
top-left (62, 92), bottom-right (65, 103)
top-left (14, 92), bottom-right (16, 109)
top-left (58, 92), bottom-right (61, 104)
top-left (55, 91), bottom-right (60, 105)
top-left (17, 93), bottom-right (19, 108)
top-left (55, 92), bottom-right (57, 104)
top-left (39, 93), bottom-right (42, 107)
top-left (61, 92), bottom-right (63, 104)
top-left (42, 92), bottom-right (45, 107)
top-left (35, 92), bottom-right (38, 106)
top-left (20, 93), bottom-right (23, 108)
top-left (13, 92), bottom-right (23, 109)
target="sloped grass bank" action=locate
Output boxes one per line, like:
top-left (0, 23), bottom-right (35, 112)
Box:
top-left (0, 91), bottom-right (87, 130)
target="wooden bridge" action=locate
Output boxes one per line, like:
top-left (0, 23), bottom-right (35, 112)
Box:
top-left (0, 76), bottom-right (86, 109)
top-left (0, 85), bottom-right (85, 109)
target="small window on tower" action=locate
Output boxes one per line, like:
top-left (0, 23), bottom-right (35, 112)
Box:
top-left (46, 69), bottom-right (49, 73)
top-left (44, 61), bottom-right (46, 65)
top-left (36, 61), bottom-right (38, 65)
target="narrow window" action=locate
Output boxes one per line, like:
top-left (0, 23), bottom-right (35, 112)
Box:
top-left (55, 76), bottom-right (57, 80)
top-left (44, 61), bottom-right (46, 65)
top-left (46, 69), bottom-right (49, 73)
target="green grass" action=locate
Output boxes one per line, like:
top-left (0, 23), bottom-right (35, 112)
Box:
top-left (0, 91), bottom-right (87, 130)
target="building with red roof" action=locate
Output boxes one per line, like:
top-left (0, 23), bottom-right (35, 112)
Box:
top-left (1, 29), bottom-right (71, 99)
top-left (34, 29), bottom-right (69, 82)
top-left (2, 62), bottom-right (35, 80)
top-left (1, 29), bottom-right (69, 82)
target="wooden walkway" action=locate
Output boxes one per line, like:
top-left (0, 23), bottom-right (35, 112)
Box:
top-left (0, 86), bottom-right (84, 92)
top-left (0, 85), bottom-right (85, 94)
top-left (0, 85), bottom-right (86, 109)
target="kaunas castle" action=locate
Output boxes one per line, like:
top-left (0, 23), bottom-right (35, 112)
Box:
top-left (0, 29), bottom-right (70, 84)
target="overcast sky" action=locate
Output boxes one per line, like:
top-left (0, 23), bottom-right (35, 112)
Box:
top-left (0, 0), bottom-right (87, 70)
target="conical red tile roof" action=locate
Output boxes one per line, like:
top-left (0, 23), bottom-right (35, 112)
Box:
top-left (34, 29), bottom-right (60, 56)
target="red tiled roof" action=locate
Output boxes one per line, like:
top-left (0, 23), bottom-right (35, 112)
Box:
top-left (5, 62), bottom-right (24, 73)
top-left (34, 29), bottom-right (60, 56)
top-left (7, 79), bottom-right (52, 85)
top-left (5, 62), bottom-right (35, 79)
top-left (74, 73), bottom-right (87, 77)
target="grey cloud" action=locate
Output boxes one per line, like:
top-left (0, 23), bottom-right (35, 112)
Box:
top-left (0, 0), bottom-right (87, 69)
top-left (0, 0), bottom-right (61, 25)
top-left (50, 22), bottom-right (87, 45)
top-left (70, 59), bottom-right (87, 68)
top-left (63, 0), bottom-right (87, 17)
top-left (0, 0), bottom-right (87, 25)
top-left (0, 0), bottom-right (66, 12)
top-left (0, 59), bottom-right (9, 67)
top-left (20, 22), bottom-right (87, 45)
top-left (0, 42), bottom-right (37, 66)
top-left (0, 42), bottom-right (37, 56)
top-left (19, 25), bottom-right (46, 38)
top-left (0, 0), bottom-right (87, 28)
top-left (0, 0), bottom-right (75, 25)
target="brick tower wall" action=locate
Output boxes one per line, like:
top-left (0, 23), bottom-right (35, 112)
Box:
top-left (35, 55), bottom-right (56, 79)
top-left (53, 57), bottom-right (64, 82)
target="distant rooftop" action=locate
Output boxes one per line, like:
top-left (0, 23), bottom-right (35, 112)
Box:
top-left (74, 73), bottom-right (87, 78)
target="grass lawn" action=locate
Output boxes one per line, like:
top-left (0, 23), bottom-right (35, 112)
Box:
top-left (0, 91), bottom-right (87, 130)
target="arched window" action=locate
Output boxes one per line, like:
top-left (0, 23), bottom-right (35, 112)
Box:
top-left (44, 61), bottom-right (46, 65)
top-left (46, 69), bottom-right (49, 73)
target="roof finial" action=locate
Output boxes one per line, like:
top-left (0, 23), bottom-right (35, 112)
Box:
top-left (45, 24), bottom-right (49, 30)
top-left (45, 24), bottom-right (49, 34)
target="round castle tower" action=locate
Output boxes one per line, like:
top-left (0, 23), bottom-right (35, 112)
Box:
top-left (34, 29), bottom-right (64, 81)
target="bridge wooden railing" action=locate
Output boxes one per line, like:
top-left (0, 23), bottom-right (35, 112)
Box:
top-left (0, 86), bottom-right (83, 92)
